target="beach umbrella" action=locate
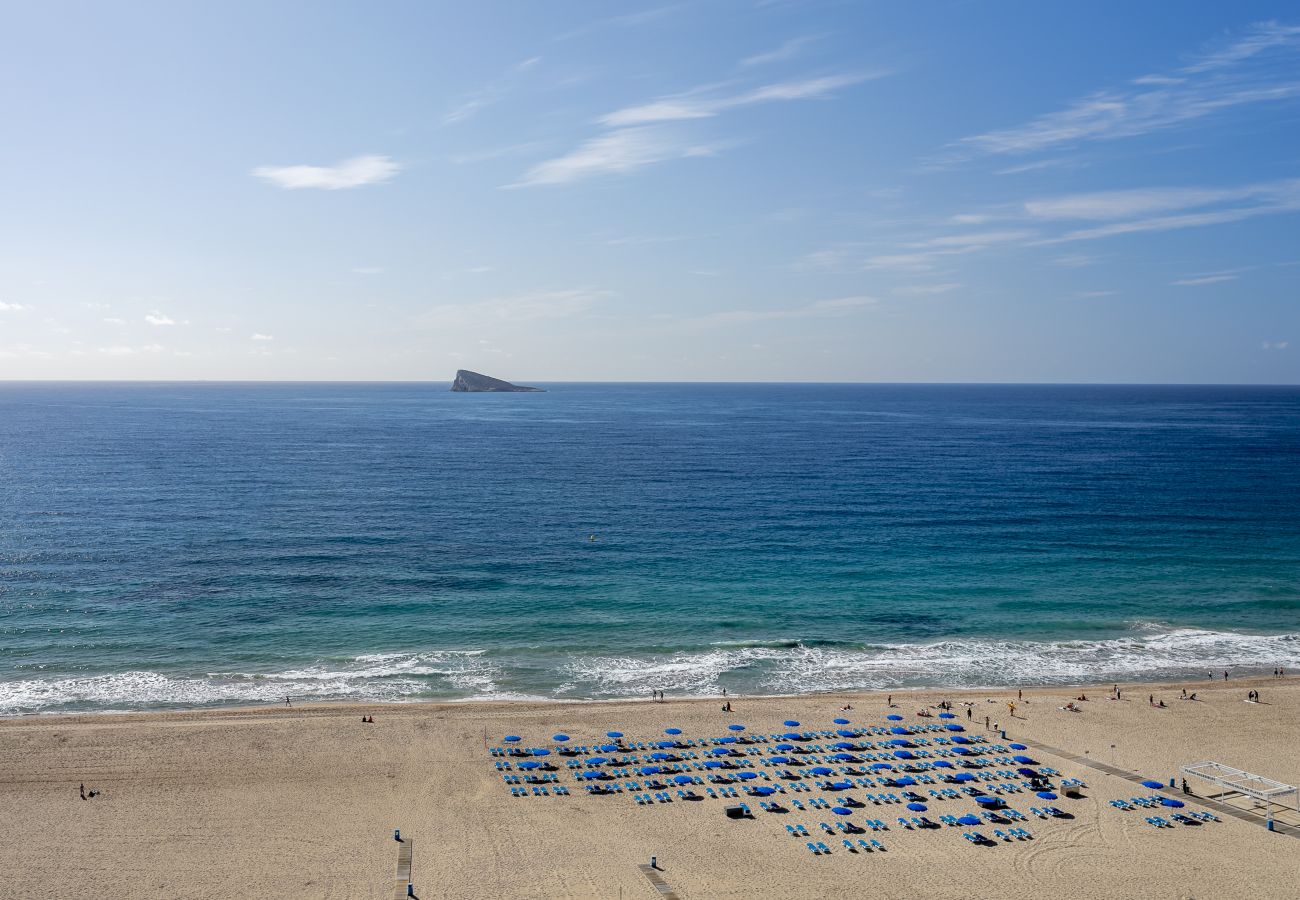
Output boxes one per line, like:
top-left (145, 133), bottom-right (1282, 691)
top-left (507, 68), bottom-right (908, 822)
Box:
top-left (889, 739), bottom-right (910, 746)
top-left (1009, 743), bottom-right (1027, 750)
top-left (719, 737), bottom-right (738, 745)
top-left (871, 763), bottom-right (893, 770)
top-left (1017, 768), bottom-right (1037, 777)
top-left (665, 728), bottom-right (682, 735)
top-left (581, 770), bottom-right (603, 780)
top-left (906, 802), bottom-right (927, 812)
top-left (708, 747), bottom-right (731, 756)
top-left (1160, 798), bottom-right (1185, 808)
top-left (895, 776), bottom-right (917, 786)
top-left (606, 731), bottom-right (624, 738)
top-left (783, 732), bottom-right (803, 740)
top-left (704, 760), bottom-right (725, 769)
top-left (1013, 755), bottom-right (1034, 764)
top-left (828, 781), bottom-right (852, 790)
top-left (832, 753), bottom-right (855, 761)
top-left (553, 734), bottom-right (570, 742)
top-left (939, 713), bottom-right (955, 719)
top-left (1141, 779), bottom-right (1164, 789)
top-left (833, 718), bottom-right (851, 725)
top-left (890, 727), bottom-right (909, 735)
top-left (599, 744), bottom-right (619, 753)
top-left (893, 750), bottom-right (915, 760)
top-left (587, 757), bottom-right (609, 766)
top-left (951, 736), bottom-right (972, 744)
top-left (531, 748), bottom-right (551, 756)
top-left (957, 814), bottom-right (981, 826)
top-left (655, 741), bottom-right (675, 749)
top-left (737, 771), bottom-right (758, 780)
top-left (752, 786), bottom-right (776, 796)
top-left (932, 761), bottom-right (954, 769)
top-left (1036, 791), bottom-right (1057, 800)
top-left (775, 743), bottom-right (795, 751)
top-left (769, 756), bottom-right (791, 765)
top-left (945, 724), bottom-right (964, 732)
top-left (519, 761), bottom-right (541, 770)
top-left (833, 741), bottom-right (855, 749)
top-left (811, 766), bottom-right (834, 776)
top-left (650, 752), bottom-right (672, 761)
top-left (831, 806), bottom-right (853, 815)
top-left (783, 720), bottom-right (801, 727)
top-left (728, 724), bottom-right (746, 732)
top-left (836, 729), bottom-right (855, 737)
top-left (674, 775), bottom-right (694, 785)
top-left (886, 715), bottom-right (903, 721)
top-left (639, 766), bottom-right (662, 775)
top-left (975, 796), bottom-right (999, 806)
top-left (953, 773), bottom-right (975, 783)
top-left (504, 735), bottom-right (521, 742)
top-left (951, 747), bottom-right (971, 755)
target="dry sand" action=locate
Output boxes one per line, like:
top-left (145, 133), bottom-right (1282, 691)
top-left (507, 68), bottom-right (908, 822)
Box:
top-left (2, 677), bottom-right (1298, 899)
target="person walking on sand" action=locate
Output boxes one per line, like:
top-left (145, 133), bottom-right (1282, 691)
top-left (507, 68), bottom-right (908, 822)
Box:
top-left (984, 715), bottom-right (989, 729)
top-left (967, 707), bottom-right (972, 720)
top-left (285, 695), bottom-right (291, 707)
top-left (79, 783), bottom-right (85, 801)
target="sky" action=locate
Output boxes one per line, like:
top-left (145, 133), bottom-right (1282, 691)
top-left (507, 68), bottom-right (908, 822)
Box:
top-left (1, 1), bottom-right (1299, 383)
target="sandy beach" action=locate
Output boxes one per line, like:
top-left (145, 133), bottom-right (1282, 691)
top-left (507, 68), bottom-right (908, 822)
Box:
top-left (2, 677), bottom-right (1297, 899)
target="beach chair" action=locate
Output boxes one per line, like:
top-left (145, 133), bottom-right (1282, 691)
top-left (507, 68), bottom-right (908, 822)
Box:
top-left (842, 838), bottom-right (857, 852)
top-left (962, 831), bottom-right (984, 844)
top-left (1013, 827), bottom-right (1032, 840)
top-left (806, 842), bottom-right (821, 855)
top-left (994, 829), bottom-right (1011, 841)
top-left (816, 841), bottom-right (831, 855)
top-left (856, 838), bottom-right (873, 852)
top-left (870, 838), bottom-right (885, 851)
top-left (897, 817), bottom-right (912, 829)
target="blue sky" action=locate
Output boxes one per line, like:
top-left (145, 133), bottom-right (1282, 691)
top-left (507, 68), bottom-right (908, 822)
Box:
top-left (1, 2), bottom-right (1298, 382)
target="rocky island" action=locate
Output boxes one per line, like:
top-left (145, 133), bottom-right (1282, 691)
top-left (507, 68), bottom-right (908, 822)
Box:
top-left (450, 370), bottom-right (544, 392)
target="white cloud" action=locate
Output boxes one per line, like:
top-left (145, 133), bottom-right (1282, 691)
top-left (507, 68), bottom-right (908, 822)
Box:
top-left (949, 213), bottom-right (994, 225)
top-left (0, 301), bottom-right (27, 311)
top-left (98, 345), bottom-right (136, 355)
top-left (351, 267), bottom-right (385, 275)
top-left (1173, 272), bottom-right (1238, 286)
top-left (945, 21), bottom-right (1300, 161)
top-left (1262, 340), bottom-right (1289, 350)
top-left (144, 311), bottom-right (175, 326)
top-left (601, 74), bottom-right (870, 126)
top-left (251, 333), bottom-right (274, 341)
top-left (419, 289), bottom-right (609, 328)
top-left (895, 283), bottom-right (962, 295)
top-left (253, 155), bottom-right (400, 190)
top-left (740, 36), bottom-right (818, 67)
top-left (509, 127), bottom-right (722, 187)
top-left (103, 317), bottom-right (126, 324)
top-left (687, 295), bottom-right (876, 326)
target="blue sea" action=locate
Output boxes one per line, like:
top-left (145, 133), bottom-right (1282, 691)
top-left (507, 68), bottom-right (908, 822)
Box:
top-left (2, 382), bottom-right (1299, 715)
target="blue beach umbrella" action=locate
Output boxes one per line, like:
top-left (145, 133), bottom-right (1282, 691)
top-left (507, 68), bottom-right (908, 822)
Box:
top-left (504, 735), bottom-right (521, 742)
top-left (811, 766), bottom-right (834, 776)
top-left (1036, 791), bottom-right (1058, 800)
top-left (832, 806), bottom-right (853, 815)
top-left (728, 724), bottom-right (746, 732)
top-left (895, 776), bottom-right (917, 786)
top-left (665, 728), bottom-right (682, 735)
top-left (519, 761), bottom-right (541, 770)
top-left (704, 760), bottom-right (725, 769)
top-left (932, 760), bottom-right (954, 769)
top-left (952, 736), bottom-right (972, 745)
top-left (587, 757), bottom-right (609, 765)
top-left (906, 802), bottom-right (928, 812)
top-left (599, 744), bottom-right (619, 753)
top-left (886, 715), bottom-right (904, 721)
top-left (769, 756), bottom-right (791, 765)
top-left (775, 743), bottom-right (795, 751)
top-left (832, 753), bottom-right (854, 761)
top-left (889, 739), bottom-right (910, 746)
top-left (1009, 743), bottom-right (1027, 750)
top-left (890, 727), bottom-right (909, 735)
top-left (1141, 779), bottom-right (1164, 789)
top-left (833, 741), bottom-right (855, 749)
top-left (655, 741), bottom-right (675, 749)
top-left (639, 766), bottom-right (662, 775)
top-left (784, 720), bottom-right (801, 727)
top-left (606, 731), bottom-right (623, 738)
top-left (871, 763), bottom-right (893, 770)
top-left (975, 796), bottom-right (999, 806)
top-left (581, 770), bottom-right (603, 780)
top-left (531, 748), bottom-right (550, 756)
top-left (953, 773), bottom-right (975, 783)
top-left (1013, 755), bottom-right (1034, 764)
top-left (836, 729), bottom-right (855, 737)
top-left (752, 786), bottom-right (776, 796)
top-left (737, 771), bottom-right (758, 780)
top-left (553, 734), bottom-right (569, 742)
top-left (939, 713), bottom-right (955, 719)
top-left (828, 781), bottom-right (852, 790)
top-left (893, 750), bottom-right (915, 760)
top-left (783, 732), bottom-right (803, 740)
top-left (1160, 798), bottom-right (1185, 808)
top-left (1017, 768), bottom-right (1037, 777)
top-left (650, 752), bottom-right (672, 760)
top-left (945, 724), bottom-right (964, 732)
top-left (674, 775), bottom-right (694, 785)
top-left (719, 737), bottom-right (738, 744)
top-left (952, 747), bottom-right (971, 755)
top-left (709, 747), bottom-right (732, 756)
top-left (958, 814), bottom-right (981, 826)
top-left (833, 718), bottom-right (851, 725)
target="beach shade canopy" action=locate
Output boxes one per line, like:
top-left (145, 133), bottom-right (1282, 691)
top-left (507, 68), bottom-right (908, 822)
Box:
top-left (833, 718), bottom-right (851, 725)
top-left (783, 732), bottom-right (803, 741)
top-left (1036, 791), bottom-right (1058, 800)
top-left (907, 802), bottom-right (928, 812)
top-left (719, 737), bottom-right (738, 745)
top-left (752, 786), bottom-right (776, 796)
top-left (728, 724), bottom-right (746, 731)
top-left (890, 727), bottom-right (909, 735)
top-left (599, 744), bottom-right (619, 753)
top-left (1013, 755), bottom-right (1035, 764)
top-left (895, 776), bottom-right (917, 786)
top-left (871, 763), bottom-right (894, 770)
top-left (893, 750), bottom-right (916, 760)
top-left (952, 747), bottom-right (972, 756)
top-left (783, 720), bottom-right (801, 727)
top-left (639, 766), bottom-right (662, 775)
top-left (531, 748), bottom-right (551, 756)
top-left (606, 732), bottom-right (624, 739)
top-left (709, 747), bottom-right (732, 756)
top-left (769, 756), bottom-right (791, 765)
top-left (953, 773), bottom-right (976, 783)
top-left (945, 724), bottom-right (964, 732)
top-left (519, 761), bottom-right (541, 770)
top-left (655, 741), bottom-right (676, 749)
top-left (889, 738), bottom-right (910, 746)
top-left (832, 753), bottom-right (855, 761)
top-left (951, 736), bottom-right (972, 744)
top-left (504, 735), bottom-right (521, 742)
top-left (975, 796), bottom-right (999, 806)
top-left (939, 713), bottom-right (955, 719)
top-left (737, 771), bottom-right (758, 780)
top-left (775, 743), bottom-right (796, 751)
top-left (1009, 743), bottom-right (1027, 750)
top-left (933, 760), bottom-right (954, 769)
top-left (833, 741), bottom-right (855, 749)
top-left (811, 766), bottom-right (834, 776)
top-left (587, 757), bottom-right (609, 766)
top-left (886, 715), bottom-right (904, 721)
top-left (665, 728), bottom-right (682, 735)
top-left (828, 781), bottom-right (852, 790)
top-left (1141, 779), bottom-right (1165, 789)
top-left (1160, 798), bottom-right (1185, 808)
top-left (704, 760), bottom-right (726, 769)
top-left (832, 806), bottom-right (853, 815)
top-left (836, 729), bottom-right (856, 737)
top-left (674, 775), bottom-right (694, 785)
top-left (957, 814), bottom-right (982, 826)
top-left (552, 734), bottom-right (570, 742)
top-left (1017, 768), bottom-right (1038, 777)
top-left (581, 770), bottom-right (603, 780)
top-left (650, 752), bottom-right (672, 761)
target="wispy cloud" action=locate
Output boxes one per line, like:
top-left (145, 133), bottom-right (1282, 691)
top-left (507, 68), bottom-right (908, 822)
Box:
top-left (894, 283), bottom-right (962, 295)
top-left (419, 289), bottom-right (609, 328)
top-left (444, 56), bottom-right (546, 125)
top-left (351, 267), bottom-right (385, 275)
top-left (0, 301), bottom-right (27, 311)
top-left (251, 333), bottom-right (274, 341)
top-left (686, 295), bottom-right (876, 327)
top-left (507, 127), bottom-right (724, 187)
top-left (144, 311), bottom-right (175, 325)
top-left (253, 155), bottom-right (400, 190)
top-left (944, 20), bottom-right (1300, 162)
top-left (1172, 271), bottom-right (1239, 286)
top-left (740, 35), bottom-right (819, 67)
top-left (601, 74), bottom-right (870, 126)
top-left (1262, 340), bottom-right (1290, 350)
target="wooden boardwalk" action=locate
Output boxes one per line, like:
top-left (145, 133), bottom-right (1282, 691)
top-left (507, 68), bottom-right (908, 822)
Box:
top-left (637, 864), bottom-right (682, 900)
top-left (393, 838), bottom-right (413, 899)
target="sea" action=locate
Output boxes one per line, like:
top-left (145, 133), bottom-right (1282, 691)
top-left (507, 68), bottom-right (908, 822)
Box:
top-left (2, 382), bottom-right (1298, 715)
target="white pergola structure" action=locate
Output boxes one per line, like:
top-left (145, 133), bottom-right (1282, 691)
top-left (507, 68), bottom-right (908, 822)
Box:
top-left (1180, 761), bottom-right (1299, 827)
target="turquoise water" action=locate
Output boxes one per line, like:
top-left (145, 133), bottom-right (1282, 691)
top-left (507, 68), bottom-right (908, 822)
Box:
top-left (1, 382), bottom-right (1298, 713)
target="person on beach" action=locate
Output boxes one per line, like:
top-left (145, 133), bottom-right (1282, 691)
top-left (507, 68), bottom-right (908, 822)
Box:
top-left (887, 695), bottom-right (892, 707)
top-left (1224, 670), bottom-right (1229, 680)
top-left (1017, 689), bottom-right (1022, 701)
top-left (984, 715), bottom-right (989, 729)
top-left (967, 707), bottom-right (972, 720)
top-left (285, 696), bottom-right (291, 707)
top-left (79, 783), bottom-right (85, 800)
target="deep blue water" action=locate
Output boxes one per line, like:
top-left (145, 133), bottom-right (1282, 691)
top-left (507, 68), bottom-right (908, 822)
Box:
top-left (2, 382), bottom-right (1298, 713)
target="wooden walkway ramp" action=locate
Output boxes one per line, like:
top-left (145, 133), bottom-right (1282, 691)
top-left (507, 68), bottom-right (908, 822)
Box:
top-left (637, 864), bottom-right (682, 900)
top-left (393, 838), bottom-right (413, 899)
